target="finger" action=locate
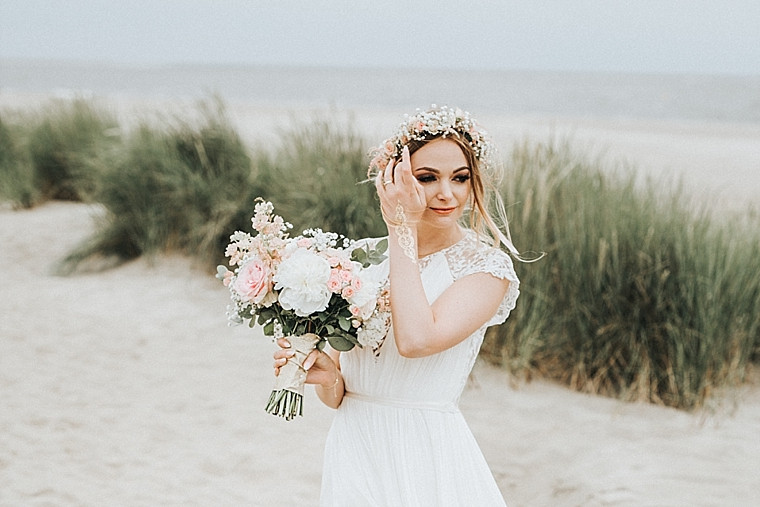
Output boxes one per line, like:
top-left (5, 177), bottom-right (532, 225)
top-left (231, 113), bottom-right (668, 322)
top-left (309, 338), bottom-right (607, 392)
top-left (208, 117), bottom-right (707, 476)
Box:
top-left (273, 349), bottom-right (295, 360)
top-left (277, 338), bottom-right (291, 348)
top-left (302, 349), bottom-right (320, 371)
top-left (375, 168), bottom-right (385, 194)
top-left (384, 158), bottom-right (395, 185)
top-left (395, 146), bottom-right (411, 185)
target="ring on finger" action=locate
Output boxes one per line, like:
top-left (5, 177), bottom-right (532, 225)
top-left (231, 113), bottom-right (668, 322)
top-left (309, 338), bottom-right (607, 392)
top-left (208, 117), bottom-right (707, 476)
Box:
top-left (383, 179), bottom-right (393, 186)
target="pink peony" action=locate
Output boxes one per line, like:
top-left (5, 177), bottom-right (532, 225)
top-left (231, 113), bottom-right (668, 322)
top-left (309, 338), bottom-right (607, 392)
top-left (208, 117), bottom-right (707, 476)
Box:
top-left (233, 259), bottom-right (271, 304)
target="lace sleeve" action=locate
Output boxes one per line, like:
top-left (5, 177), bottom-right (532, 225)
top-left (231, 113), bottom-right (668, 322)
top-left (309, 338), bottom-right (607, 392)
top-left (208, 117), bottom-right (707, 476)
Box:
top-left (459, 247), bottom-right (520, 327)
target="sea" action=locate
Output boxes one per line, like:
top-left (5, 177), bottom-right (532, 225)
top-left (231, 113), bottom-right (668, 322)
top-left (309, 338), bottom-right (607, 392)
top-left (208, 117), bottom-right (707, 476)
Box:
top-left (1, 59), bottom-right (759, 124)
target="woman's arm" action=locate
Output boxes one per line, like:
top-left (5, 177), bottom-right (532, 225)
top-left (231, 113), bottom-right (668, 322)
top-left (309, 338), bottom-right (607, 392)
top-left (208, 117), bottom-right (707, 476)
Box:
top-left (387, 226), bottom-right (510, 357)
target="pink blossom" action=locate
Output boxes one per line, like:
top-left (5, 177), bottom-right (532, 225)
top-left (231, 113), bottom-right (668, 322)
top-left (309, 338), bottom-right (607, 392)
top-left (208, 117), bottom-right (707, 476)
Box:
top-left (328, 256), bottom-right (341, 268)
top-left (327, 271), bottom-right (343, 293)
top-left (351, 277), bottom-right (362, 290)
top-left (232, 259), bottom-right (271, 304)
top-left (349, 305), bottom-right (361, 317)
top-left (341, 286), bottom-right (355, 299)
top-left (340, 270), bottom-right (353, 282)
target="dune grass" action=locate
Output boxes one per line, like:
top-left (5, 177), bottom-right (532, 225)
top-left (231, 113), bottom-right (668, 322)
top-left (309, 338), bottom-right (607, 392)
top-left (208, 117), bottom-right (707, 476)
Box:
top-left (0, 99), bottom-right (119, 207)
top-left (251, 115), bottom-right (386, 240)
top-left (482, 140), bottom-right (760, 409)
top-left (2, 97), bottom-right (758, 409)
top-left (0, 114), bottom-right (37, 208)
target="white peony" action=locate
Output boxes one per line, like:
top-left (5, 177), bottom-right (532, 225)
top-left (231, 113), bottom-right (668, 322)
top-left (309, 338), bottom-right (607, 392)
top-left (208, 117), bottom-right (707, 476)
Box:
top-left (273, 248), bottom-right (332, 316)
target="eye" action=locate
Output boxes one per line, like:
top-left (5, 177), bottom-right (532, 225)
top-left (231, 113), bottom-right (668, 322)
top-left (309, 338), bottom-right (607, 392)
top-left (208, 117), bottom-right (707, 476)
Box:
top-left (416, 174), bottom-right (436, 183)
top-left (453, 173), bottom-right (471, 183)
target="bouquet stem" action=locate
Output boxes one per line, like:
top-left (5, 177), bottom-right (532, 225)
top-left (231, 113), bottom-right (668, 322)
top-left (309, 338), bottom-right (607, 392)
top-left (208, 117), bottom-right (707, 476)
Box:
top-left (265, 333), bottom-right (321, 420)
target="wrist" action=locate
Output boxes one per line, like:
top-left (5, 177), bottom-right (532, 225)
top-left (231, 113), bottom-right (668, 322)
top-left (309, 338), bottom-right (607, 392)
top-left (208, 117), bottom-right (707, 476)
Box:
top-left (321, 372), bottom-right (341, 389)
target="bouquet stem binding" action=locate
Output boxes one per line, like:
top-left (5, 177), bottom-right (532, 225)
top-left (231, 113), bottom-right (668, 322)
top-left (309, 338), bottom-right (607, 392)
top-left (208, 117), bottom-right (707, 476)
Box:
top-left (264, 333), bottom-right (321, 420)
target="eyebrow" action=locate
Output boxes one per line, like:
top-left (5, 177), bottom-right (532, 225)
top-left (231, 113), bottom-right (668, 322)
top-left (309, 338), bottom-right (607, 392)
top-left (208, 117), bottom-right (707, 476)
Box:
top-left (413, 166), bottom-right (471, 174)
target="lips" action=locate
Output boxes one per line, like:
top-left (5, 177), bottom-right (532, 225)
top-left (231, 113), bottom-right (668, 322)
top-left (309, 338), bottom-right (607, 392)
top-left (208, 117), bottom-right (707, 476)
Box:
top-left (430, 207), bottom-right (457, 215)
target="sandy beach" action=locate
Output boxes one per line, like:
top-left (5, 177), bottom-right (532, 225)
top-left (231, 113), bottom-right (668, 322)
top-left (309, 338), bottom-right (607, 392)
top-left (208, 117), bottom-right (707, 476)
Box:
top-left (2, 93), bottom-right (760, 506)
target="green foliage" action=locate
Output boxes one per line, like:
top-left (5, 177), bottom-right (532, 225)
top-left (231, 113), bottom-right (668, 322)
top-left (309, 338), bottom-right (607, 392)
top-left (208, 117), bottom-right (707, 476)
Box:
top-left (483, 139), bottom-right (760, 409)
top-left (26, 99), bottom-right (120, 202)
top-left (0, 114), bottom-right (37, 208)
top-left (252, 116), bottom-right (386, 240)
top-left (59, 101), bottom-right (258, 271)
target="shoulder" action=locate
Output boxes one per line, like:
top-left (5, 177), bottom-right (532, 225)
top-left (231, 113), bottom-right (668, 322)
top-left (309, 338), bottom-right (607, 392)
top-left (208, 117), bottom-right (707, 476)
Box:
top-left (450, 231), bottom-right (519, 285)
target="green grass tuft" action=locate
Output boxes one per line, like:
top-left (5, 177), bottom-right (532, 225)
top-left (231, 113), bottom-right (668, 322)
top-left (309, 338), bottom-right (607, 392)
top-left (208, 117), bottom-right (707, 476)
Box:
top-left (58, 100), bottom-right (258, 272)
top-left (483, 139), bottom-right (760, 409)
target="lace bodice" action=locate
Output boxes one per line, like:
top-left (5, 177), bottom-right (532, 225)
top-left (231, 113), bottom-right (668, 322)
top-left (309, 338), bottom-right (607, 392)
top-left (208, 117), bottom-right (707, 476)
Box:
top-left (341, 230), bottom-right (519, 407)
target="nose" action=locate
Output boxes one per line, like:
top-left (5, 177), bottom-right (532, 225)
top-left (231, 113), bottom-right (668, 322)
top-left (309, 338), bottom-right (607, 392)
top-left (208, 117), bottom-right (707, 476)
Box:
top-left (437, 180), bottom-right (454, 200)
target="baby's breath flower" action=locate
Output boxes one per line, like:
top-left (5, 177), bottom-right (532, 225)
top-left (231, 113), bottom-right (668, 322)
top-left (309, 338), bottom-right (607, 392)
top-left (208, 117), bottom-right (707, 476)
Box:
top-left (368, 105), bottom-right (494, 177)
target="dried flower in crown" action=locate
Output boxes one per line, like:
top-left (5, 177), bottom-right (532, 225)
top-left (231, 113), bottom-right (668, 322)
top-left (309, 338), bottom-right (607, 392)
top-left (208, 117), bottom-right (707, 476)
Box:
top-left (369, 105), bottom-right (494, 175)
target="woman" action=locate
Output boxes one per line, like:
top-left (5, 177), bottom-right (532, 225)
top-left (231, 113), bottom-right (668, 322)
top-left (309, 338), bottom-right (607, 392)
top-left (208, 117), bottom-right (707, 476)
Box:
top-left (274, 106), bottom-right (520, 506)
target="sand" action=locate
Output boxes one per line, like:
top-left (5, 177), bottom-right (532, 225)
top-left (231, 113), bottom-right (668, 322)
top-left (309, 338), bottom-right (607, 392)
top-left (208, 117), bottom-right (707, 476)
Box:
top-left (1, 95), bottom-right (760, 506)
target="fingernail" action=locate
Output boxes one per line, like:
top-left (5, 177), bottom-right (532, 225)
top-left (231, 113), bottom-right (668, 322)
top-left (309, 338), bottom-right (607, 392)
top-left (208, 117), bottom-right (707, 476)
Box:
top-left (285, 350), bottom-right (295, 357)
top-left (282, 339), bottom-right (291, 347)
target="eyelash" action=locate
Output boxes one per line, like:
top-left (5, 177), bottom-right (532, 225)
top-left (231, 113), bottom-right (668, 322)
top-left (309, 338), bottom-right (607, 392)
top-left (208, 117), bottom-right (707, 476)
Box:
top-left (416, 174), bottom-right (471, 184)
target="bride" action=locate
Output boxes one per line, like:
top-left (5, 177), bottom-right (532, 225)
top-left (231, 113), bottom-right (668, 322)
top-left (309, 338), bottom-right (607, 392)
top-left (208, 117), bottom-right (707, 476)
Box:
top-left (274, 106), bottom-right (522, 506)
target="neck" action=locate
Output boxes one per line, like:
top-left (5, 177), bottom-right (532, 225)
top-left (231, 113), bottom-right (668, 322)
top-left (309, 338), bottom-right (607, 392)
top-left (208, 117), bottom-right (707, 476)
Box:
top-left (416, 224), bottom-right (464, 258)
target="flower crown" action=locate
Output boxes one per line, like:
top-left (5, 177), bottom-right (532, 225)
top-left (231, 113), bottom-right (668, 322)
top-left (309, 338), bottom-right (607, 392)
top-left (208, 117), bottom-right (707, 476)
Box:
top-left (369, 105), bottom-right (494, 175)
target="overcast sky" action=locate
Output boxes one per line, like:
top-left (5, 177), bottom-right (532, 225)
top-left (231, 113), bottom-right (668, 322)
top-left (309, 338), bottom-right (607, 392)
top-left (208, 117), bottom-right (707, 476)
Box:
top-left (1, 0), bottom-right (758, 75)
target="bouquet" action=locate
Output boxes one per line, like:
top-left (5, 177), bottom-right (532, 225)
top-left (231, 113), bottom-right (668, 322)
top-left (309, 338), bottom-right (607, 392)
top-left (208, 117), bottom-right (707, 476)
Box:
top-left (217, 200), bottom-right (388, 420)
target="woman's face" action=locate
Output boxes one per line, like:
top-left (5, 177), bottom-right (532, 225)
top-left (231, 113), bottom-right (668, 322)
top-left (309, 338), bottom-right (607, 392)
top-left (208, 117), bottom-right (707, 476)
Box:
top-left (410, 138), bottom-right (472, 230)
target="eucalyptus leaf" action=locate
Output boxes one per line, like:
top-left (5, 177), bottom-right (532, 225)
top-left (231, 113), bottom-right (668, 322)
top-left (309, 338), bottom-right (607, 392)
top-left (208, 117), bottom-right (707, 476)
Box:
top-left (327, 334), bottom-right (355, 351)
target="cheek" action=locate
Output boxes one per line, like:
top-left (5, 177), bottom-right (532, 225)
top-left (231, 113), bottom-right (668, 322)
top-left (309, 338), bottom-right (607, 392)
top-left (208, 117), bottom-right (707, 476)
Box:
top-left (456, 184), bottom-right (472, 202)
top-left (422, 185), bottom-right (437, 203)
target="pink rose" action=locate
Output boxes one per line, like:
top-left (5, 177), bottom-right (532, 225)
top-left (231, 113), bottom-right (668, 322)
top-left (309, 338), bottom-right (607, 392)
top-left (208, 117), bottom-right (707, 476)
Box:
top-left (340, 270), bottom-right (353, 282)
top-left (233, 259), bottom-right (271, 304)
top-left (341, 286), bottom-right (355, 298)
top-left (327, 271), bottom-right (343, 293)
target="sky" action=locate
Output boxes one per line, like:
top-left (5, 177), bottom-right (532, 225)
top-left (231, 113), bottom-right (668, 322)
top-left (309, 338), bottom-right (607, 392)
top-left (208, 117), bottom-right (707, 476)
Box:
top-left (1, 0), bottom-right (759, 75)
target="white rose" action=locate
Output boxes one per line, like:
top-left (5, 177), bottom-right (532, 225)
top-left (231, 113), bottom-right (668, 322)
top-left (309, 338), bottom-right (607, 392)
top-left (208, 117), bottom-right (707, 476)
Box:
top-left (273, 248), bottom-right (332, 317)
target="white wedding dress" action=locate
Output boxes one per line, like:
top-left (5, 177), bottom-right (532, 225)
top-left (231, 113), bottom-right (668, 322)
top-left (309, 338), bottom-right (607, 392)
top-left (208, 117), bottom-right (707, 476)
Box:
top-left (321, 230), bottom-right (519, 506)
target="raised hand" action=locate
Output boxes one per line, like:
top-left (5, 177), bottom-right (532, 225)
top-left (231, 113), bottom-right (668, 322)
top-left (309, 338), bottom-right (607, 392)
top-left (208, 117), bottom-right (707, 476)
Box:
top-left (374, 146), bottom-right (426, 227)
